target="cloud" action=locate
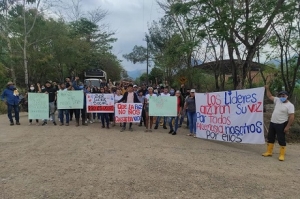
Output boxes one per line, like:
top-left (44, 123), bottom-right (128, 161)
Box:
top-left (82, 0), bottom-right (163, 71)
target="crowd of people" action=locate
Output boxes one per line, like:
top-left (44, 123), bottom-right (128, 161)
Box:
top-left (0, 77), bottom-right (197, 136)
top-left (0, 77), bottom-right (296, 161)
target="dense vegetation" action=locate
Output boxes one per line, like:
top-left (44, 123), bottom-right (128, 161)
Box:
top-left (0, 0), bottom-right (123, 90)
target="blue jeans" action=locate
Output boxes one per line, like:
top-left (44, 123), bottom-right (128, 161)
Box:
top-left (7, 104), bottom-right (19, 123)
top-left (187, 111), bottom-right (196, 134)
top-left (169, 116), bottom-right (179, 132)
top-left (59, 109), bottom-right (69, 124)
top-left (43, 102), bottom-right (56, 122)
top-left (100, 113), bottom-right (109, 127)
top-left (155, 116), bottom-right (167, 127)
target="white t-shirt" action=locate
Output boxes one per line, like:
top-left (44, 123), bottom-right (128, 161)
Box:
top-left (114, 95), bottom-right (123, 103)
top-left (145, 93), bottom-right (157, 104)
top-left (160, 93), bottom-right (170, 97)
top-left (127, 92), bottom-right (134, 103)
top-left (271, 97), bottom-right (295, 124)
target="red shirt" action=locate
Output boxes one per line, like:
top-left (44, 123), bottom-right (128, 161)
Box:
top-left (177, 97), bottom-right (181, 113)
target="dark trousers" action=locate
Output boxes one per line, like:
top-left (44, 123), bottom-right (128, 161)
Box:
top-left (29, 119), bottom-right (39, 123)
top-left (7, 104), bottom-right (19, 123)
top-left (139, 108), bottom-right (146, 126)
top-left (100, 113), bottom-right (109, 127)
top-left (123, 122), bottom-right (132, 128)
top-left (268, 122), bottom-right (288, 146)
top-left (69, 109), bottom-right (74, 120)
top-left (109, 113), bottom-right (114, 122)
top-left (75, 109), bottom-right (86, 121)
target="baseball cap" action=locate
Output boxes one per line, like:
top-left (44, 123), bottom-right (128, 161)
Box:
top-left (278, 91), bottom-right (289, 96)
top-left (190, 89), bottom-right (196, 93)
top-left (133, 85), bottom-right (137, 88)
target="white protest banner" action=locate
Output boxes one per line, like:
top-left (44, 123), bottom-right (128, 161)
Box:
top-left (28, 93), bottom-right (49, 119)
top-left (57, 90), bottom-right (84, 109)
top-left (115, 103), bottom-right (143, 123)
top-left (86, 94), bottom-right (114, 113)
top-left (195, 87), bottom-right (265, 144)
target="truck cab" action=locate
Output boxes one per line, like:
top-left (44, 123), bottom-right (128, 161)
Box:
top-left (84, 69), bottom-right (107, 88)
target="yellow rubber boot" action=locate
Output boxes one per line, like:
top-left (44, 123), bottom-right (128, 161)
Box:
top-left (279, 146), bottom-right (286, 161)
top-left (262, 143), bottom-right (274, 157)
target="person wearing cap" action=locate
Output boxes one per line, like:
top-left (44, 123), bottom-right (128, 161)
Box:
top-left (1, 82), bottom-right (20, 125)
top-left (262, 85), bottom-right (295, 161)
top-left (133, 85), bottom-right (138, 94)
top-left (184, 89), bottom-right (197, 137)
top-left (39, 80), bottom-right (58, 126)
top-left (117, 84), bottom-right (140, 132)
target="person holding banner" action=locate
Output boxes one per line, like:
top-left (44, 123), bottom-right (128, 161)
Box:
top-left (137, 90), bottom-right (146, 127)
top-left (73, 77), bottom-right (88, 127)
top-left (184, 89), bottom-right (197, 137)
top-left (144, 87), bottom-right (157, 132)
top-left (1, 82), bottom-right (20, 126)
top-left (27, 83), bottom-right (41, 125)
top-left (113, 89), bottom-right (123, 127)
top-left (262, 86), bottom-right (295, 161)
top-left (168, 90), bottom-right (183, 135)
top-left (118, 84), bottom-right (140, 132)
top-left (154, 87), bottom-right (170, 130)
top-left (40, 81), bottom-right (58, 126)
top-left (57, 83), bottom-right (70, 126)
top-left (99, 87), bottom-right (110, 129)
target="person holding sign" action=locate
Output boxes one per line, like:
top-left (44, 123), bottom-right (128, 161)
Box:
top-left (144, 87), bottom-right (157, 132)
top-left (184, 89), bottom-right (197, 138)
top-left (26, 83), bottom-right (41, 125)
top-left (168, 90), bottom-right (183, 135)
top-left (262, 86), bottom-right (295, 161)
top-left (1, 82), bottom-right (20, 126)
top-left (72, 77), bottom-right (88, 127)
top-left (39, 81), bottom-right (58, 126)
top-left (117, 84), bottom-right (140, 132)
top-left (154, 87), bottom-right (170, 130)
top-left (99, 87), bottom-right (110, 129)
top-left (58, 83), bottom-right (70, 126)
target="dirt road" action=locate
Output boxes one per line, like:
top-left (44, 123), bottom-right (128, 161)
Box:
top-left (0, 113), bottom-right (300, 199)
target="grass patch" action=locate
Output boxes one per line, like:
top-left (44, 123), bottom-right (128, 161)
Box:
top-left (0, 101), bottom-right (7, 114)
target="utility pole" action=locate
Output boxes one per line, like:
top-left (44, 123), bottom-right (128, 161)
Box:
top-left (146, 36), bottom-right (149, 86)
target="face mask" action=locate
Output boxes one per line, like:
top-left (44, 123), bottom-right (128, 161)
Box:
top-left (170, 90), bottom-right (175, 94)
top-left (9, 85), bottom-right (15, 89)
top-left (280, 97), bottom-right (287, 103)
top-left (42, 87), bottom-right (45, 89)
top-left (30, 87), bottom-right (34, 90)
top-left (79, 86), bottom-right (84, 89)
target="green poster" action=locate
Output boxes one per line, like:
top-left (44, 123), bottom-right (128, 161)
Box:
top-left (28, 93), bottom-right (49, 119)
top-left (149, 96), bottom-right (177, 116)
top-left (57, 90), bottom-right (84, 109)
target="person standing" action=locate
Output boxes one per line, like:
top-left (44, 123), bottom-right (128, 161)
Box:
top-left (262, 86), bottom-right (295, 161)
top-left (118, 84), bottom-right (140, 132)
top-left (26, 83), bottom-right (41, 125)
top-left (99, 87), bottom-right (110, 129)
top-left (137, 90), bottom-right (146, 127)
top-left (168, 90), bottom-right (183, 135)
top-left (144, 87), bottom-right (157, 132)
top-left (57, 83), bottom-right (70, 126)
top-left (1, 82), bottom-right (20, 125)
top-left (154, 87), bottom-right (170, 129)
top-left (113, 88), bottom-right (123, 127)
top-left (184, 89), bottom-right (197, 137)
top-left (72, 77), bottom-right (87, 127)
top-left (39, 81), bottom-right (58, 126)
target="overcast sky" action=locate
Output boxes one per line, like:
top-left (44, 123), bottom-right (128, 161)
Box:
top-left (81, 0), bottom-right (164, 72)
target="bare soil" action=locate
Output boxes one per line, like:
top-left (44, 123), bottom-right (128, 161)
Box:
top-left (0, 113), bottom-right (300, 199)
